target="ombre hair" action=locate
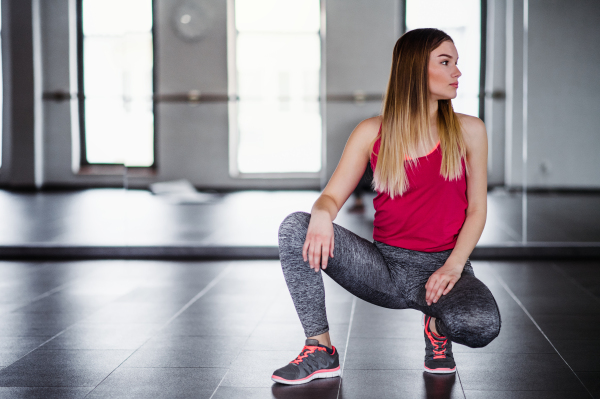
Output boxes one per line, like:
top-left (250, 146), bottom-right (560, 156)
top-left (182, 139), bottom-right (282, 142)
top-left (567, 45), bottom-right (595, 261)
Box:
top-left (372, 28), bottom-right (468, 198)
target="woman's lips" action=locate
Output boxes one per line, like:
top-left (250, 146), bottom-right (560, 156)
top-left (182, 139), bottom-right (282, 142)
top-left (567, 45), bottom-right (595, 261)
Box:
top-left (450, 83), bottom-right (458, 88)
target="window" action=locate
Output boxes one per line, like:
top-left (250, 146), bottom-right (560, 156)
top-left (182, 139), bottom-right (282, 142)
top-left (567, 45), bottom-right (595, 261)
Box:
top-left (406, 0), bottom-right (481, 117)
top-left (78, 0), bottom-right (154, 167)
top-left (229, 0), bottom-right (322, 175)
top-left (0, 3), bottom-right (3, 168)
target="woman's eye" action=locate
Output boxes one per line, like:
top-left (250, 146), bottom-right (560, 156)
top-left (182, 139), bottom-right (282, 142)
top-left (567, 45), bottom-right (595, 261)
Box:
top-left (441, 61), bottom-right (449, 65)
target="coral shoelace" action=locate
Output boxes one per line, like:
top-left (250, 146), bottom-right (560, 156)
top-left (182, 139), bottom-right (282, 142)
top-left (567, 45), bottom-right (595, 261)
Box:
top-left (290, 346), bottom-right (325, 365)
top-left (432, 337), bottom-right (448, 359)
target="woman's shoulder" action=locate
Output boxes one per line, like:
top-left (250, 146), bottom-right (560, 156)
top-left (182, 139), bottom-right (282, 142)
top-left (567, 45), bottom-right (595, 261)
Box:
top-left (353, 115), bottom-right (382, 143)
top-left (455, 113), bottom-right (487, 150)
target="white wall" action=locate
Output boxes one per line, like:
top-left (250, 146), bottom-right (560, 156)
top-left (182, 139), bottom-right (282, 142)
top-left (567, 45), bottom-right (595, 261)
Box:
top-left (526, 0), bottom-right (600, 188)
top-left (501, 0), bottom-right (600, 188)
top-left (324, 0), bottom-right (401, 183)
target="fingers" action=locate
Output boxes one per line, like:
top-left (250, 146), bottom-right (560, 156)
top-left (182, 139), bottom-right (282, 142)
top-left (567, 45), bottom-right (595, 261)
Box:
top-left (426, 276), bottom-right (460, 305)
top-left (310, 242), bottom-right (320, 271)
top-left (321, 244), bottom-right (329, 269)
top-left (329, 235), bottom-right (335, 259)
top-left (427, 281), bottom-right (446, 305)
top-left (303, 233), bottom-right (335, 272)
top-left (433, 284), bottom-right (447, 304)
top-left (302, 240), bottom-right (309, 262)
top-left (442, 281), bottom-right (456, 295)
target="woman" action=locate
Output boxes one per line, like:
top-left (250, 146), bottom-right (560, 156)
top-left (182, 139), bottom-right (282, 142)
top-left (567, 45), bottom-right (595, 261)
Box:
top-left (272, 28), bottom-right (501, 385)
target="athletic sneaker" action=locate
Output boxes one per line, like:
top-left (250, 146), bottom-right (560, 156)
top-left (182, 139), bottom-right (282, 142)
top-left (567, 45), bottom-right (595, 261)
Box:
top-left (422, 314), bottom-right (456, 373)
top-left (271, 339), bottom-right (341, 385)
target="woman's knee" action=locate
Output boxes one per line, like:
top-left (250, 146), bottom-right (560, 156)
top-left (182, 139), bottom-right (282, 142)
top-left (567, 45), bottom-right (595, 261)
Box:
top-left (278, 212), bottom-right (310, 243)
top-left (453, 307), bottom-right (501, 348)
top-left (278, 212), bottom-right (311, 270)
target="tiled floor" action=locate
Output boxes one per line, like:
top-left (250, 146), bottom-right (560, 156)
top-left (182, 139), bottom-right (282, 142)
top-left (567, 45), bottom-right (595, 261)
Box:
top-left (0, 188), bottom-right (599, 248)
top-left (0, 259), bottom-right (597, 398)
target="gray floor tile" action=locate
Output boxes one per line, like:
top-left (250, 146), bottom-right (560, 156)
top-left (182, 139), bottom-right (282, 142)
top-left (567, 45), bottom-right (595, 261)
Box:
top-left (0, 313), bottom-right (79, 337)
top-left (0, 336), bottom-right (52, 366)
top-left (0, 387), bottom-right (93, 399)
top-left (452, 322), bottom-right (555, 354)
top-left (462, 390), bottom-right (591, 399)
top-left (43, 323), bottom-right (160, 350)
top-left (455, 353), bottom-right (585, 392)
top-left (339, 369), bottom-right (465, 398)
top-left (220, 350), bottom-right (308, 388)
top-left (0, 349), bottom-right (134, 387)
top-left (86, 367), bottom-right (226, 399)
top-left (122, 336), bottom-right (247, 368)
top-left (161, 319), bottom-right (260, 337)
top-left (344, 338), bottom-right (423, 370)
top-left (534, 314), bottom-right (600, 341)
top-left (552, 340), bottom-right (600, 372)
top-left (577, 372), bottom-right (600, 399)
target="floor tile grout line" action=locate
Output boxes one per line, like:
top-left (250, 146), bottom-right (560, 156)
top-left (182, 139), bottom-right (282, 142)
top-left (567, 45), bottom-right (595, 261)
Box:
top-left (550, 263), bottom-right (600, 307)
top-left (456, 369), bottom-right (467, 399)
top-left (336, 296), bottom-right (357, 399)
top-left (0, 322), bottom-right (82, 372)
top-left (8, 281), bottom-right (76, 314)
top-left (208, 282), bottom-right (290, 399)
top-left (486, 263), bottom-right (595, 399)
top-left (82, 265), bottom-right (233, 399)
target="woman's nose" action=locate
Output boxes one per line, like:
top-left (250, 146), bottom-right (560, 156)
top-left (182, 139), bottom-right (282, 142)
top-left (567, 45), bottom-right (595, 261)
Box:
top-left (453, 67), bottom-right (462, 78)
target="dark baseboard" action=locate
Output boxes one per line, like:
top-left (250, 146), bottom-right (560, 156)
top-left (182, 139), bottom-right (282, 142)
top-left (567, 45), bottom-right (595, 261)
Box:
top-left (0, 243), bottom-right (599, 261)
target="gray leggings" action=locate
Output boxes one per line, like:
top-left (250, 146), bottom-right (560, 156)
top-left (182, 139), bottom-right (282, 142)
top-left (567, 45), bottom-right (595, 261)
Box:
top-left (279, 212), bottom-right (501, 348)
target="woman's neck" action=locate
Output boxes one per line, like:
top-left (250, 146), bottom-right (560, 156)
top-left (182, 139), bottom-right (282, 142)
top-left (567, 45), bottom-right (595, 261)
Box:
top-left (428, 100), bottom-right (440, 142)
top-left (429, 99), bottom-right (439, 125)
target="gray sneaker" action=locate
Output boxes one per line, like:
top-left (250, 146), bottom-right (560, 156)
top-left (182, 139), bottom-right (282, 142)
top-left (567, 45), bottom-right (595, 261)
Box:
top-left (271, 339), bottom-right (341, 385)
top-left (423, 314), bottom-right (456, 373)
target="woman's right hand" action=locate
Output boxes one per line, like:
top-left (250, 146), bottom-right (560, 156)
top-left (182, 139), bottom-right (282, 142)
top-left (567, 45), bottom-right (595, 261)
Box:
top-left (302, 211), bottom-right (335, 272)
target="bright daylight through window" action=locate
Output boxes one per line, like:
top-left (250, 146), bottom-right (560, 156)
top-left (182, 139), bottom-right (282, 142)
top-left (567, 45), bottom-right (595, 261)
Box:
top-left (406, 0), bottom-right (481, 117)
top-left (81, 0), bottom-right (154, 166)
top-left (233, 0), bottom-right (322, 174)
top-left (0, 3), bottom-right (3, 168)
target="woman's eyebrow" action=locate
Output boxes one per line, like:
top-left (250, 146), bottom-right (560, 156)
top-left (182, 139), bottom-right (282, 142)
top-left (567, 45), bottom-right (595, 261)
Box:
top-left (437, 54), bottom-right (454, 58)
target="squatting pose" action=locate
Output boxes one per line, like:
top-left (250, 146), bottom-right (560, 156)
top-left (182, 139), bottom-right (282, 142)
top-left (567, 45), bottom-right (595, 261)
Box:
top-left (272, 28), bottom-right (501, 385)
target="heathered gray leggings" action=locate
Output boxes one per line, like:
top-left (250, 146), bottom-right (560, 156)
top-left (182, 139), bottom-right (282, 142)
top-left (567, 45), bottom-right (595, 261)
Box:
top-left (279, 212), bottom-right (501, 348)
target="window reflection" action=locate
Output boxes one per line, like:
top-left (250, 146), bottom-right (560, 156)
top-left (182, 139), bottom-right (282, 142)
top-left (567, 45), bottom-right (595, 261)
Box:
top-left (234, 0), bottom-right (322, 174)
top-left (81, 0), bottom-right (154, 167)
top-left (0, 3), bottom-right (3, 168)
top-left (406, 0), bottom-right (481, 117)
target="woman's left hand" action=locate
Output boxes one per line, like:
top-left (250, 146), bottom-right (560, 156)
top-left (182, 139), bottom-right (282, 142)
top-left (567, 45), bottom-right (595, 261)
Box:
top-left (425, 263), bottom-right (464, 306)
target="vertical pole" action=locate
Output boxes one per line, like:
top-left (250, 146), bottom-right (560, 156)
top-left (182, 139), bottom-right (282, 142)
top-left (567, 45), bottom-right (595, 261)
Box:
top-left (522, 0), bottom-right (528, 243)
top-left (319, 0), bottom-right (327, 189)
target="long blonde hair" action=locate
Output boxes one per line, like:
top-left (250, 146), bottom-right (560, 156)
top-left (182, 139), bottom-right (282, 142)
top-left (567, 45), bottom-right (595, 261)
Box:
top-left (373, 28), bottom-right (468, 198)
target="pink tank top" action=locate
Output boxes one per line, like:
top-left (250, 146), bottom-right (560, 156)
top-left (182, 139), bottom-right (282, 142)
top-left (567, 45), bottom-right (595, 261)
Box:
top-left (369, 134), bottom-right (468, 252)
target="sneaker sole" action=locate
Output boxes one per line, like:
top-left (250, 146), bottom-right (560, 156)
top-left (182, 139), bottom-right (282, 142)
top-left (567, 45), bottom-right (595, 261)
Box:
top-left (423, 364), bottom-right (456, 374)
top-left (271, 366), bottom-right (341, 385)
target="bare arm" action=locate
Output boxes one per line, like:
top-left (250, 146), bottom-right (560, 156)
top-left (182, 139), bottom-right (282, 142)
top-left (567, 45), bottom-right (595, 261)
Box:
top-left (425, 115), bottom-right (488, 306)
top-left (303, 116), bottom-right (381, 271)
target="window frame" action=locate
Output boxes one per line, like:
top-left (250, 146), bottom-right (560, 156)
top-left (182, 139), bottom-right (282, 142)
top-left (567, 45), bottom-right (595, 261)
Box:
top-left (76, 0), bottom-right (158, 170)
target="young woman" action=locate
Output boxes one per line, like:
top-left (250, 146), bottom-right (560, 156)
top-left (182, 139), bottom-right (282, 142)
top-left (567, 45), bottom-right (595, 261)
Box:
top-left (271, 28), bottom-right (501, 385)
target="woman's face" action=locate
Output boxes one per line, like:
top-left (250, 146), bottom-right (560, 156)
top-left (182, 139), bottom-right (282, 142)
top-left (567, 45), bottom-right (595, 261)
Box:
top-left (428, 40), bottom-right (461, 101)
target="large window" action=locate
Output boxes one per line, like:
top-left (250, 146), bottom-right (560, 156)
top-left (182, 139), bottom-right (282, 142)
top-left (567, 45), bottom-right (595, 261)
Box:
top-left (406, 0), bottom-right (481, 117)
top-left (230, 0), bottom-right (322, 175)
top-left (78, 0), bottom-right (154, 167)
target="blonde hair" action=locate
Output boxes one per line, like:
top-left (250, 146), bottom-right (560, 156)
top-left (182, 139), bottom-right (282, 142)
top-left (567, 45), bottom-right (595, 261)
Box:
top-left (373, 28), bottom-right (468, 198)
